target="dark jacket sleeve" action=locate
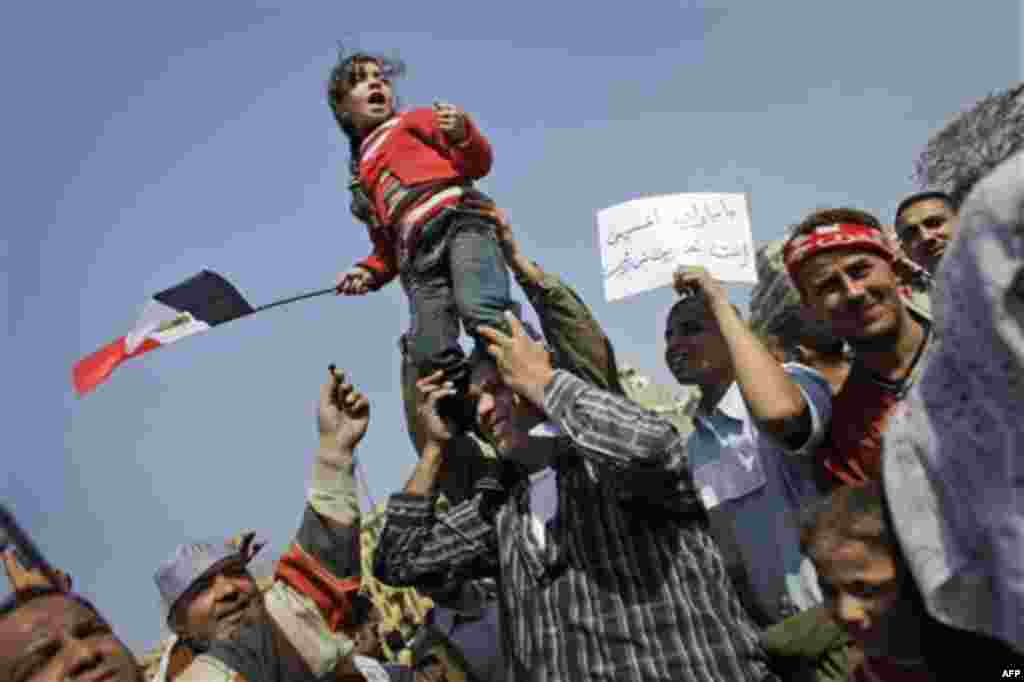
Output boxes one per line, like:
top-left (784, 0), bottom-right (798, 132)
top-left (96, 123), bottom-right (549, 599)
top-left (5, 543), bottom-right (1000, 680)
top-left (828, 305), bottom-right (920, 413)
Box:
top-left (517, 268), bottom-right (625, 396)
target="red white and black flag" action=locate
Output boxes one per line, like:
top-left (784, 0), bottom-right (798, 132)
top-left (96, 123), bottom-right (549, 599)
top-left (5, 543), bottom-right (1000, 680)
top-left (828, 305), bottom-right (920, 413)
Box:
top-left (72, 270), bottom-right (255, 395)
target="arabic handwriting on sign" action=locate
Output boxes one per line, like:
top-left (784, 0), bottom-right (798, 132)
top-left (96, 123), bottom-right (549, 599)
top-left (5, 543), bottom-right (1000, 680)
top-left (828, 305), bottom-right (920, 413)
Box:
top-left (674, 212), bottom-right (706, 229)
top-left (706, 241), bottom-right (751, 266)
top-left (605, 247), bottom-right (675, 279)
top-left (737, 242), bottom-right (750, 267)
top-left (708, 241), bottom-right (739, 259)
top-left (678, 233), bottom-right (702, 254)
top-left (606, 218), bottom-right (652, 246)
top-left (673, 199), bottom-right (741, 231)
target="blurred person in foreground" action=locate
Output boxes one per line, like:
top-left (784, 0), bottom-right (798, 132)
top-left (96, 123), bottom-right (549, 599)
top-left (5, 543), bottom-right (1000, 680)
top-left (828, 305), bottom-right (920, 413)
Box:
top-left (0, 547), bottom-right (143, 682)
top-left (885, 82), bottom-right (1024, 658)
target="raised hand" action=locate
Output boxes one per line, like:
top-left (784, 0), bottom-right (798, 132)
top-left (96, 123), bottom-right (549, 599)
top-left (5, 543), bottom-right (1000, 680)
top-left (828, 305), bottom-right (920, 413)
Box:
top-left (433, 100), bottom-right (467, 145)
top-left (414, 370), bottom-right (459, 449)
top-left (1, 548), bottom-right (72, 592)
top-left (318, 365), bottom-right (370, 453)
top-left (673, 265), bottom-right (728, 307)
top-left (477, 311), bottom-right (553, 409)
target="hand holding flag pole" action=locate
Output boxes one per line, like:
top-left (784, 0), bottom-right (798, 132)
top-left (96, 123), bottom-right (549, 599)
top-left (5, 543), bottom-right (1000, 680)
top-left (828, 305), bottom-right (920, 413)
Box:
top-left (72, 271), bottom-right (339, 396)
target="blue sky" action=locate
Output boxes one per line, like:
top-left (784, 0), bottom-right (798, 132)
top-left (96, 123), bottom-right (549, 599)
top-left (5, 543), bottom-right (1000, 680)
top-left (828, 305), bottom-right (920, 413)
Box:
top-left (4, 1), bottom-right (1021, 651)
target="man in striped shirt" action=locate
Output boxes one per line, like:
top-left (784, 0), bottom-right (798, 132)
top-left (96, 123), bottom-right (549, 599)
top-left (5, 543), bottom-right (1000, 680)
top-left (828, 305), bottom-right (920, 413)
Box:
top-left (374, 311), bottom-right (777, 681)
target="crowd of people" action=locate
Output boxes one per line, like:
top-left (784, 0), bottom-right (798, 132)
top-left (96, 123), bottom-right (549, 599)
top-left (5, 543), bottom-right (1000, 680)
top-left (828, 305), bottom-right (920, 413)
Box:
top-left (2, 52), bottom-right (1022, 682)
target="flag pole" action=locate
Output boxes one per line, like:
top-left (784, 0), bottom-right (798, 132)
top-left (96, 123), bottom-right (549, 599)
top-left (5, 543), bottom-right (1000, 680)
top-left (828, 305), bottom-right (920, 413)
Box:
top-left (250, 286), bottom-right (337, 315)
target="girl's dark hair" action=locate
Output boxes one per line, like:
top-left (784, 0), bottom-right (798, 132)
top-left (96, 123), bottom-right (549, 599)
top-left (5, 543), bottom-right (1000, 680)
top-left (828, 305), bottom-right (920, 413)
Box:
top-left (326, 48), bottom-right (404, 168)
top-left (325, 47), bottom-right (405, 226)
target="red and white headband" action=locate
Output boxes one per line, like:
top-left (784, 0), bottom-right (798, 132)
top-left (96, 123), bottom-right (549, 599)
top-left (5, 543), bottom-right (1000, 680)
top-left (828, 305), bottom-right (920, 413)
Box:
top-left (783, 223), bottom-right (893, 282)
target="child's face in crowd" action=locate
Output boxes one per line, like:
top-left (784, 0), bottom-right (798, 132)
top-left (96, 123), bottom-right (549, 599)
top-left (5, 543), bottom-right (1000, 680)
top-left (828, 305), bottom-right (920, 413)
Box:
top-left (0, 594), bottom-right (143, 682)
top-left (341, 59), bottom-right (394, 135)
top-left (814, 539), bottom-right (905, 652)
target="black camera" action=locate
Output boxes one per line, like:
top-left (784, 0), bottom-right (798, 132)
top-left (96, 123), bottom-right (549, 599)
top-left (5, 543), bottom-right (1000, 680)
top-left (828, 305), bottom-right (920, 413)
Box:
top-left (435, 361), bottom-right (477, 435)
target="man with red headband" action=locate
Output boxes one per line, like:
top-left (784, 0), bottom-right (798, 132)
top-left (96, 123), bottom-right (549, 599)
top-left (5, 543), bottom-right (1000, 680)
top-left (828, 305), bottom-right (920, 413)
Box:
top-left (783, 209), bottom-right (931, 488)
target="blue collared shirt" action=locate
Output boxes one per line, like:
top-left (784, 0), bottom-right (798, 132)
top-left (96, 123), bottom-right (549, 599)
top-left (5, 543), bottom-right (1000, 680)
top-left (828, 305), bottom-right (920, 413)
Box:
top-left (687, 363), bottom-right (832, 624)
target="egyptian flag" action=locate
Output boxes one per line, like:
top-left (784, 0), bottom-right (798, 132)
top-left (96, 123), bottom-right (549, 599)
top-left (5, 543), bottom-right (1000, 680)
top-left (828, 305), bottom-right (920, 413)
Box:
top-left (73, 270), bottom-right (255, 395)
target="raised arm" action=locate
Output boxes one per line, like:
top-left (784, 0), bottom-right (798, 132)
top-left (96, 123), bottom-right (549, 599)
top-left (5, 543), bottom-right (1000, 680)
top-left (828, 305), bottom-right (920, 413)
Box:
top-left (374, 371), bottom-right (501, 591)
top-left (468, 203), bottom-right (625, 394)
top-left (276, 366), bottom-right (369, 626)
top-left (479, 315), bottom-right (700, 507)
top-left (674, 266), bottom-right (819, 450)
top-left (178, 367), bottom-right (374, 682)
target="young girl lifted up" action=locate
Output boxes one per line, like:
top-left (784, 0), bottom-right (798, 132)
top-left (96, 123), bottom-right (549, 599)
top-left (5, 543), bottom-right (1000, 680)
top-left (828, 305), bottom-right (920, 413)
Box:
top-left (328, 50), bottom-right (514, 427)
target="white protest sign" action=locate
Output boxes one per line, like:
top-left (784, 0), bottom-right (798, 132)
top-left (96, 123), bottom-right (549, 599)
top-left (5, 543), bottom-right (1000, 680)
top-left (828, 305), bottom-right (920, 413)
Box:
top-left (597, 193), bottom-right (757, 302)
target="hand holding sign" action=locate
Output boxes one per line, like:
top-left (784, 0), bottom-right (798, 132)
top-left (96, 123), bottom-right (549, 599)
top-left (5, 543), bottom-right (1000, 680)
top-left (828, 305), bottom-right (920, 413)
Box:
top-left (597, 193), bottom-right (757, 302)
top-left (674, 265), bottom-right (729, 308)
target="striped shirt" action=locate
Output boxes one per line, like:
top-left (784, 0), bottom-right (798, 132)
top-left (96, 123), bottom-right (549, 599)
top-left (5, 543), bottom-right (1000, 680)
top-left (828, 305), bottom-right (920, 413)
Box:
top-left (355, 109), bottom-right (487, 282)
top-left (375, 370), bottom-right (776, 682)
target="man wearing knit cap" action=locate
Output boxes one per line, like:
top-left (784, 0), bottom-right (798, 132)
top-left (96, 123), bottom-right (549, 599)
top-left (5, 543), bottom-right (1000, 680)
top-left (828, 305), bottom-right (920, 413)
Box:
top-left (783, 209), bottom-right (932, 488)
top-left (151, 533), bottom-right (267, 681)
top-left (173, 366), bottom-right (378, 682)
